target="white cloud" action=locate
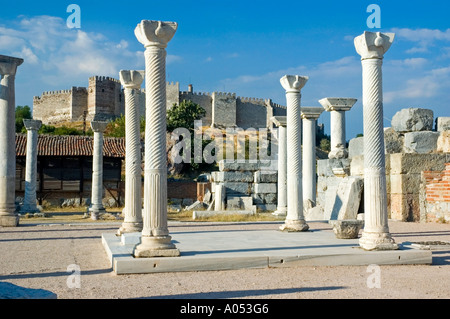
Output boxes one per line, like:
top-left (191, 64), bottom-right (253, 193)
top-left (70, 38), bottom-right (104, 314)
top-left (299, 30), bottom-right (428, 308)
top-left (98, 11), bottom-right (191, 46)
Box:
top-left (390, 28), bottom-right (450, 54)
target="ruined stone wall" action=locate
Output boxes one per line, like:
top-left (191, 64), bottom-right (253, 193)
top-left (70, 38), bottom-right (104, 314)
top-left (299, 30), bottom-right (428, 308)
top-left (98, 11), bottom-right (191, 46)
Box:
top-left (33, 90), bottom-right (74, 124)
top-left (211, 92), bottom-right (236, 128)
top-left (87, 76), bottom-right (123, 121)
top-left (166, 82), bottom-right (180, 110)
top-left (70, 87), bottom-right (88, 121)
top-left (421, 163), bottom-right (450, 222)
top-left (236, 97), bottom-right (267, 129)
top-left (179, 91), bottom-right (213, 126)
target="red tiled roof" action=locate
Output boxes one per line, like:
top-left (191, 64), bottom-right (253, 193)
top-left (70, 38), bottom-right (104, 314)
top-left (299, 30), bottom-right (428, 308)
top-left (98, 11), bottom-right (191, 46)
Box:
top-left (15, 134), bottom-right (125, 158)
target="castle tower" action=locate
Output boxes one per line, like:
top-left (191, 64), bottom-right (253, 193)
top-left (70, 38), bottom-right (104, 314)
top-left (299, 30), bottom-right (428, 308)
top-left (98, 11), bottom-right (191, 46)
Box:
top-left (87, 76), bottom-right (123, 121)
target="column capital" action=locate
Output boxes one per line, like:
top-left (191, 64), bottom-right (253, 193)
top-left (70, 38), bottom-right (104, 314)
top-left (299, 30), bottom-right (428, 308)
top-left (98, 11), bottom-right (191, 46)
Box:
top-left (0, 55), bottom-right (24, 76)
top-left (135, 20), bottom-right (177, 49)
top-left (319, 97), bottom-right (357, 112)
top-left (280, 75), bottom-right (308, 93)
top-left (301, 107), bottom-right (324, 120)
top-left (354, 31), bottom-right (395, 60)
top-left (23, 119), bottom-right (42, 131)
top-left (90, 121), bottom-right (108, 133)
top-left (271, 116), bottom-right (287, 127)
top-left (119, 70), bottom-right (145, 89)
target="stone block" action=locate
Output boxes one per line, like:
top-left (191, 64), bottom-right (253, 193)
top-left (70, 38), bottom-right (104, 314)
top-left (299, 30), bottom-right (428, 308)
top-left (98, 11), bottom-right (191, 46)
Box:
top-left (227, 196), bottom-right (253, 210)
top-left (391, 108), bottom-right (434, 133)
top-left (256, 204), bottom-right (277, 212)
top-left (254, 170), bottom-right (278, 183)
top-left (253, 183), bottom-right (277, 194)
top-left (403, 131), bottom-right (440, 154)
top-left (223, 182), bottom-right (251, 195)
top-left (317, 159), bottom-right (334, 177)
top-left (325, 176), bottom-right (364, 220)
top-left (390, 173), bottom-right (422, 194)
top-left (218, 160), bottom-right (270, 172)
top-left (185, 200), bottom-right (207, 211)
top-left (350, 155), bottom-right (364, 176)
top-left (437, 131), bottom-right (450, 153)
top-left (436, 117), bottom-right (450, 132)
top-left (390, 193), bottom-right (420, 222)
top-left (389, 153), bottom-right (447, 174)
top-left (211, 171), bottom-right (253, 182)
top-left (329, 158), bottom-right (351, 177)
top-left (348, 136), bottom-right (364, 159)
top-left (384, 127), bottom-right (404, 154)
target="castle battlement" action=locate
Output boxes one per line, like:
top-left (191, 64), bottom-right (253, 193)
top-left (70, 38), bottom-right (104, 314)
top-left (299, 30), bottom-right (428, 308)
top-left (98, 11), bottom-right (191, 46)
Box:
top-left (237, 96), bottom-right (266, 105)
top-left (214, 92), bottom-right (236, 98)
top-left (89, 75), bottom-right (121, 84)
top-left (180, 91), bottom-right (211, 97)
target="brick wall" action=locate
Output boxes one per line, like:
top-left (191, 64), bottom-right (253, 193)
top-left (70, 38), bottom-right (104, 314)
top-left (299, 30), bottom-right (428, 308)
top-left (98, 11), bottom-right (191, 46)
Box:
top-left (422, 163), bottom-right (450, 222)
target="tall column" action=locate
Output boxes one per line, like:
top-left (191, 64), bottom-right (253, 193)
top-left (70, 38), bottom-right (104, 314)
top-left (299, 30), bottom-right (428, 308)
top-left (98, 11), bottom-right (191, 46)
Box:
top-left (355, 31), bottom-right (398, 250)
top-left (271, 116), bottom-right (287, 216)
top-left (279, 75), bottom-right (309, 232)
top-left (134, 20), bottom-right (180, 257)
top-left (117, 70), bottom-right (145, 235)
top-left (0, 55), bottom-right (23, 227)
top-left (89, 121), bottom-right (108, 220)
top-left (301, 107), bottom-right (324, 206)
top-left (20, 119), bottom-right (42, 214)
top-left (318, 98), bottom-right (357, 159)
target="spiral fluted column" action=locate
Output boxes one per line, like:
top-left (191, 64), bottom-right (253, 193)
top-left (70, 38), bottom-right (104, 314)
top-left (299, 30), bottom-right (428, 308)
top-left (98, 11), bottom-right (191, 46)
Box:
top-left (117, 70), bottom-right (144, 235)
top-left (21, 119), bottom-right (42, 214)
top-left (0, 55), bottom-right (23, 227)
top-left (279, 75), bottom-right (309, 232)
top-left (134, 20), bottom-right (180, 257)
top-left (355, 31), bottom-right (398, 250)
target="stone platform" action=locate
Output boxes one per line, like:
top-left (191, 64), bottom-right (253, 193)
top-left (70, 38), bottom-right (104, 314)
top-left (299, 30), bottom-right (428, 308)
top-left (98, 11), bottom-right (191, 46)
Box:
top-left (102, 226), bottom-right (432, 275)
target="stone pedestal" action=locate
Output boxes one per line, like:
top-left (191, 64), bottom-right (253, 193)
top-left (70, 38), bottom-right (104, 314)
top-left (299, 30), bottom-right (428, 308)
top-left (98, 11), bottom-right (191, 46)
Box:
top-left (271, 116), bottom-right (287, 216)
top-left (134, 20), bottom-right (180, 257)
top-left (89, 121), bottom-right (108, 220)
top-left (355, 31), bottom-right (398, 250)
top-left (279, 75), bottom-right (309, 232)
top-left (20, 119), bottom-right (42, 214)
top-left (117, 70), bottom-right (145, 235)
top-left (0, 55), bottom-right (24, 227)
top-left (319, 98), bottom-right (357, 159)
top-left (301, 107), bottom-right (324, 206)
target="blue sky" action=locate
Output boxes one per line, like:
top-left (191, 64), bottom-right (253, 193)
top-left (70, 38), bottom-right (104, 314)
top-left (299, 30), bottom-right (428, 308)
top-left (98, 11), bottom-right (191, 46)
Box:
top-left (1, 0), bottom-right (449, 139)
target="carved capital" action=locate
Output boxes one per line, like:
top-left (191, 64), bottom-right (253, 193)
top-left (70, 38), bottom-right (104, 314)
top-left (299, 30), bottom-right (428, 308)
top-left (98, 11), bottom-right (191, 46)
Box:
top-left (90, 121), bottom-right (108, 133)
top-left (119, 70), bottom-right (144, 89)
top-left (23, 119), bottom-right (42, 131)
top-left (301, 107), bottom-right (324, 120)
top-left (280, 75), bottom-right (308, 93)
top-left (134, 20), bottom-right (177, 48)
top-left (0, 55), bottom-right (24, 76)
top-left (319, 97), bottom-right (357, 112)
top-left (271, 116), bottom-right (287, 127)
top-left (354, 31), bottom-right (395, 60)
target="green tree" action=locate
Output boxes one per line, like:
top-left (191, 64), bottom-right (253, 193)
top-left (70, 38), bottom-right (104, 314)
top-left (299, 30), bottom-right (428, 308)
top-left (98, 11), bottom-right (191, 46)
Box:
top-left (15, 105), bottom-right (32, 133)
top-left (167, 100), bottom-right (206, 133)
top-left (104, 114), bottom-right (145, 137)
top-left (319, 138), bottom-right (331, 152)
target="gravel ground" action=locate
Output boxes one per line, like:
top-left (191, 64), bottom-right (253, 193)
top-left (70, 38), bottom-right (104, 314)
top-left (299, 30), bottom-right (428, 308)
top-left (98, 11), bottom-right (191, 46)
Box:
top-left (0, 219), bottom-right (449, 300)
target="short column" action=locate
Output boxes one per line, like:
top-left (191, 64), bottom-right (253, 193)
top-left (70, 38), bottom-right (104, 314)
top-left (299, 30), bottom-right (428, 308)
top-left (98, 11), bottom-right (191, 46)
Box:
top-left (319, 98), bottom-right (357, 159)
top-left (117, 70), bottom-right (145, 235)
top-left (355, 31), bottom-right (398, 250)
top-left (271, 116), bottom-right (287, 216)
top-left (0, 55), bottom-right (24, 227)
top-left (20, 119), bottom-right (42, 214)
top-left (301, 107), bottom-right (324, 206)
top-left (279, 75), bottom-right (309, 232)
top-left (134, 20), bottom-right (180, 257)
top-left (89, 121), bottom-right (108, 220)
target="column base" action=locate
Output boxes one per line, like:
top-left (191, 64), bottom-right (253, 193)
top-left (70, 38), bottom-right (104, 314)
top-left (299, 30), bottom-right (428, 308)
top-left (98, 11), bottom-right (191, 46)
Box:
top-left (0, 214), bottom-right (20, 227)
top-left (359, 231), bottom-right (399, 251)
top-left (89, 206), bottom-right (106, 220)
top-left (272, 207), bottom-right (287, 216)
top-left (117, 222), bottom-right (143, 236)
top-left (279, 219), bottom-right (309, 232)
top-left (133, 235), bottom-right (180, 258)
top-left (20, 205), bottom-right (40, 214)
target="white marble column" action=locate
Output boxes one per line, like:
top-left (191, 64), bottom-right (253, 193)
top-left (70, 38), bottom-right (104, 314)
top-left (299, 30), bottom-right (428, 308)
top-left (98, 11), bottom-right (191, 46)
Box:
top-left (355, 31), bottom-right (398, 250)
top-left (0, 55), bottom-right (23, 227)
top-left (271, 116), bottom-right (287, 216)
top-left (279, 75), bottom-right (309, 232)
top-left (134, 20), bottom-right (180, 257)
top-left (318, 98), bottom-right (357, 159)
top-left (117, 70), bottom-right (145, 235)
top-left (301, 107), bottom-right (324, 206)
top-left (20, 119), bottom-right (42, 214)
top-left (89, 121), bottom-right (108, 220)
